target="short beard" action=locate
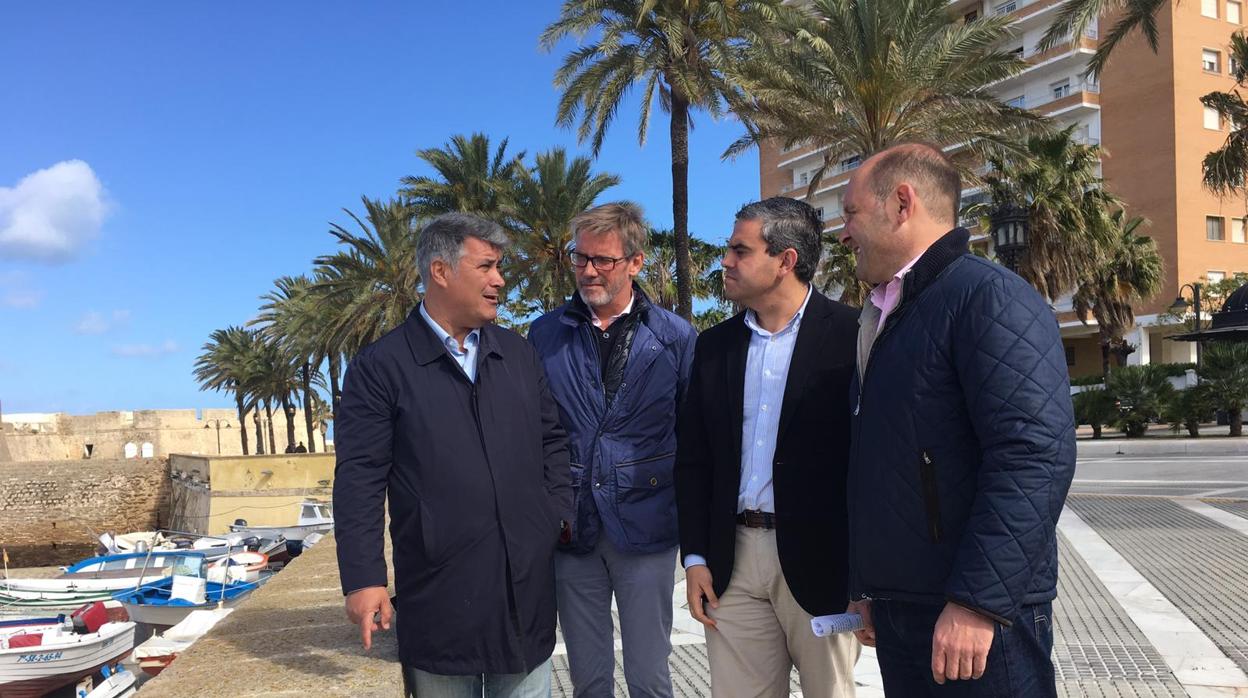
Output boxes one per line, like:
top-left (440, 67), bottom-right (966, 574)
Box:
top-left (578, 285), bottom-right (612, 308)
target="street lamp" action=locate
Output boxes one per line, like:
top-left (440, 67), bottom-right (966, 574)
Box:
top-left (990, 202), bottom-right (1030, 273)
top-left (1169, 282), bottom-right (1205, 372)
top-left (203, 419), bottom-right (231, 454)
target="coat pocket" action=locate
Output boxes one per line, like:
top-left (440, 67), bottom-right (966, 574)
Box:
top-left (615, 452), bottom-right (677, 547)
top-left (919, 450), bottom-right (942, 543)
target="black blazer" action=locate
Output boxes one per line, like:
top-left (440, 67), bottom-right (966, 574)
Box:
top-left (675, 289), bottom-right (858, 615)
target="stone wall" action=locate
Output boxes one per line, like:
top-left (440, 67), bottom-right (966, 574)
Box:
top-left (0, 458), bottom-right (171, 566)
top-left (1, 407), bottom-right (328, 462)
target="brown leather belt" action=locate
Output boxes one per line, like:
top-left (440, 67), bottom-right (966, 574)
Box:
top-left (736, 509), bottom-right (776, 529)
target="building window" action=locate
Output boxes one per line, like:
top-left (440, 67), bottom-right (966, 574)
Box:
top-left (1008, 45), bottom-right (1025, 59)
top-left (1203, 0), bottom-right (1219, 17)
top-left (964, 9), bottom-right (979, 22)
top-left (1051, 79), bottom-right (1072, 100)
top-left (1005, 94), bottom-right (1026, 108)
top-left (1234, 218), bottom-right (1246, 243)
top-left (1231, 0), bottom-right (1243, 21)
top-left (1065, 346), bottom-right (1076, 367)
top-left (1204, 48), bottom-right (1222, 72)
top-left (814, 207), bottom-right (825, 220)
top-left (1208, 215), bottom-right (1227, 240)
top-left (1209, 270), bottom-right (1227, 282)
top-left (840, 155), bottom-right (861, 173)
top-left (994, 0), bottom-right (1017, 15)
top-left (797, 170), bottom-right (810, 187)
top-left (1206, 105), bottom-right (1224, 129)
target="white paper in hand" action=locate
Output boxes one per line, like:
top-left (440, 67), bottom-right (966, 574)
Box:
top-left (810, 612), bottom-right (864, 637)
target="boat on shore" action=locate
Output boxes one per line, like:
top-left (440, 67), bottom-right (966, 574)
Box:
top-left (0, 602), bottom-right (136, 698)
top-left (112, 572), bottom-right (268, 628)
top-left (0, 552), bottom-right (205, 610)
top-left (131, 607), bottom-right (232, 676)
top-left (228, 499), bottom-right (333, 545)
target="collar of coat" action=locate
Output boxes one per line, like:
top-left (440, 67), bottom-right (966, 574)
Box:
top-left (403, 303), bottom-right (506, 367)
top-left (896, 227), bottom-right (972, 306)
top-left (559, 282), bottom-right (652, 328)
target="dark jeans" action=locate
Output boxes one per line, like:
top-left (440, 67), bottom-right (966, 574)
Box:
top-left (873, 599), bottom-right (1056, 698)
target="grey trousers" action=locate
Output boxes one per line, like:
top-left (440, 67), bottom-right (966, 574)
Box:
top-left (555, 533), bottom-right (678, 697)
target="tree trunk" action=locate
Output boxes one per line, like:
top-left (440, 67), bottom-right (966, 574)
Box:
top-left (234, 393), bottom-right (250, 455)
top-left (265, 400), bottom-right (277, 454)
top-left (1100, 342), bottom-right (1111, 378)
top-left (1092, 423), bottom-right (1102, 439)
top-left (1186, 419), bottom-right (1201, 437)
top-left (253, 408), bottom-right (265, 455)
top-left (281, 392), bottom-right (296, 452)
top-left (1232, 407), bottom-right (1243, 437)
top-left (669, 83), bottom-right (693, 322)
top-left (302, 363), bottom-right (316, 453)
top-left (329, 355), bottom-right (343, 419)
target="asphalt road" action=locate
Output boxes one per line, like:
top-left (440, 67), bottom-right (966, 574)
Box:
top-left (1072, 454), bottom-right (1248, 498)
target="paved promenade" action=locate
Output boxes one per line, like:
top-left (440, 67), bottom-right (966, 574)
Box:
top-left (142, 452), bottom-right (1248, 697)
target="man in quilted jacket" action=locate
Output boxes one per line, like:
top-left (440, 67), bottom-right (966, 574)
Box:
top-left (840, 143), bottom-right (1076, 697)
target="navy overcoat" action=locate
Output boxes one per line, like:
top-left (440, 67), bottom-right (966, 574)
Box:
top-left (334, 306), bottom-right (572, 675)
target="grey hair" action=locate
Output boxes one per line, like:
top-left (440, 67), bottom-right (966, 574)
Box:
top-left (416, 213), bottom-right (511, 279)
top-left (734, 197), bottom-right (823, 283)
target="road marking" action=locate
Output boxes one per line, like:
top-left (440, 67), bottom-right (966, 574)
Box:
top-left (1058, 507), bottom-right (1248, 691)
top-left (1177, 499), bottom-right (1248, 537)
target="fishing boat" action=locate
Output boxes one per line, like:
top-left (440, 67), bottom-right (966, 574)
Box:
top-left (0, 552), bottom-right (205, 610)
top-left (99, 530), bottom-right (288, 565)
top-left (112, 572), bottom-right (268, 628)
top-left (79, 664), bottom-right (137, 698)
top-left (228, 499), bottom-right (333, 543)
top-left (0, 602), bottom-right (136, 698)
top-left (131, 607), bottom-right (232, 676)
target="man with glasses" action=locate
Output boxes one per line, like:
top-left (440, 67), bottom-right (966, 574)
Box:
top-left (529, 202), bottom-right (697, 697)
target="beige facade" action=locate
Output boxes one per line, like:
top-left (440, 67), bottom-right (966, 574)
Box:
top-left (758, 0), bottom-right (1247, 374)
top-left (167, 453), bottom-right (335, 535)
top-left (0, 407), bottom-right (328, 463)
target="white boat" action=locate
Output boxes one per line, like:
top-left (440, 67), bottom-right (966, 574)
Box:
top-left (113, 572), bottom-right (268, 628)
top-left (132, 607), bottom-right (233, 676)
top-left (80, 665), bottom-right (137, 698)
top-left (99, 530), bottom-right (288, 565)
top-left (0, 602), bottom-right (136, 698)
top-left (228, 499), bottom-right (333, 542)
top-left (1, 551), bottom-right (204, 595)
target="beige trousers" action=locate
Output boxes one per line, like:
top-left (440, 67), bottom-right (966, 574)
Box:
top-left (705, 527), bottom-right (859, 698)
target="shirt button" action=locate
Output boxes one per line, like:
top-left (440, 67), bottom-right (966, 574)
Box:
top-left (756, 440), bottom-right (764, 446)
top-left (764, 370), bottom-right (772, 377)
top-left (594, 482), bottom-right (601, 488)
top-left (751, 476), bottom-right (758, 481)
top-left (761, 405), bottom-right (768, 411)
top-left (603, 332), bottom-right (610, 338)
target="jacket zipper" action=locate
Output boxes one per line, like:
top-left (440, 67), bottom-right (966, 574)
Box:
top-left (919, 450), bottom-right (942, 543)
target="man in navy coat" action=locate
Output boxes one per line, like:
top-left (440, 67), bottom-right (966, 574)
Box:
top-left (333, 212), bottom-right (572, 697)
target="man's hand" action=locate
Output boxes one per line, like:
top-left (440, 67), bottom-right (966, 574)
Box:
top-left (931, 602), bottom-right (995, 684)
top-left (847, 599), bottom-right (875, 647)
top-left (345, 586), bottom-right (393, 650)
top-left (685, 564), bottom-right (718, 630)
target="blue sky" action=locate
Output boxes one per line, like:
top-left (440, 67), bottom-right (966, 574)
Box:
top-left (0, 2), bottom-right (760, 415)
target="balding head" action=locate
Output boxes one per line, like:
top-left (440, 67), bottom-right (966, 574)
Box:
top-left (861, 143), bottom-right (961, 227)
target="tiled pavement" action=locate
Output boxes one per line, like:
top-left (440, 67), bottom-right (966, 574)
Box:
top-left (551, 494), bottom-right (1248, 697)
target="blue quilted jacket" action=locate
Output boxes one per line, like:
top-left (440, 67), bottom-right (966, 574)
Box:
top-left (847, 228), bottom-right (1076, 625)
top-left (529, 289), bottom-right (697, 555)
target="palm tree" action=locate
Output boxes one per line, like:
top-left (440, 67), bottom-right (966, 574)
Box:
top-left (637, 228), bottom-right (725, 313)
top-left (193, 326), bottom-right (256, 455)
top-left (507, 148), bottom-right (621, 313)
top-left (400, 133), bottom-right (525, 221)
top-left (312, 197), bottom-right (423, 359)
top-left (542, 0), bottom-right (776, 321)
top-left (814, 241), bottom-right (870, 307)
top-left (253, 275), bottom-right (325, 452)
top-left (1203, 33), bottom-right (1248, 196)
top-left (1072, 211), bottom-right (1164, 375)
top-left (978, 127), bottom-right (1119, 302)
top-left (725, 0), bottom-right (1046, 190)
top-left (1038, 0), bottom-right (1166, 78)
top-left (1106, 364), bottom-right (1175, 437)
top-left (1201, 342), bottom-right (1248, 436)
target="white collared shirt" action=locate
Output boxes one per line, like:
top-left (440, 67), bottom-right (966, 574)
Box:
top-left (419, 303), bottom-right (481, 383)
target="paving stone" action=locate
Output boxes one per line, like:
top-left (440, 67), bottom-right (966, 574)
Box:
top-left (1067, 495), bottom-right (1248, 676)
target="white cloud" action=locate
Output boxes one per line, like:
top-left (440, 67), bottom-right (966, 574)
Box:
top-left (111, 339), bottom-right (179, 358)
top-left (74, 309), bottom-right (131, 335)
top-left (1, 289), bottom-right (42, 309)
top-left (0, 160), bottom-right (110, 263)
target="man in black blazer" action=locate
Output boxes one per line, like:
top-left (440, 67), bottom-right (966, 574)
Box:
top-left (676, 197), bottom-right (860, 697)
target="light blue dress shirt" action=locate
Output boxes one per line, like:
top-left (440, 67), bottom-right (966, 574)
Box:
top-left (419, 303), bottom-right (481, 383)
top-left (685, 285), bottom-right (812, 569)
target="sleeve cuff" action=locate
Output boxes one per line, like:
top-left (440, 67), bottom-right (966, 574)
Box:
top-left (683, 554), bottom-right (708, 569)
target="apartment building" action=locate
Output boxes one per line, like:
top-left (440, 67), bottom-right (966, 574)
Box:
top-left (757, 0), bottom-right (1248, 377)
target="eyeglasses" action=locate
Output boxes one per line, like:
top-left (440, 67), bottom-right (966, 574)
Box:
top-left (570, 250), bottom-right (632, 271)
